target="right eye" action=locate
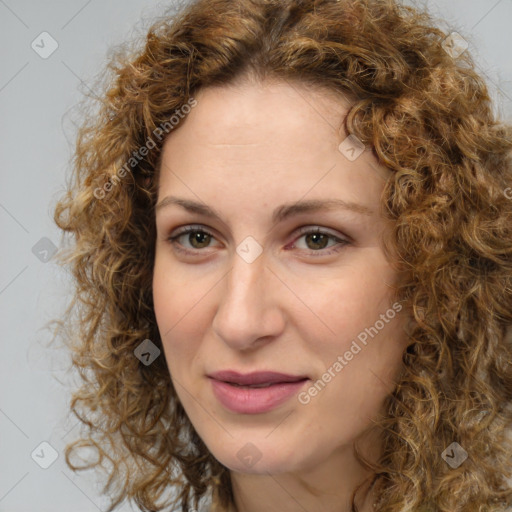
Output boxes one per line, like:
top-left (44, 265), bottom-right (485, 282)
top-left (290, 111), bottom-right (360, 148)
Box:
top-left (167, 225), bottom-right (222, 253)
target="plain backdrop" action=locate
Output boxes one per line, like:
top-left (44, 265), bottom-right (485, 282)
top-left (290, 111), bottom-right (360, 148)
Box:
top-left (0, 1), bottom-right (511, 511)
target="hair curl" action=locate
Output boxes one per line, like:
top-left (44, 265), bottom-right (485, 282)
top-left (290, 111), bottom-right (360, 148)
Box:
top-left (52, 0), bottom-right (512, 511)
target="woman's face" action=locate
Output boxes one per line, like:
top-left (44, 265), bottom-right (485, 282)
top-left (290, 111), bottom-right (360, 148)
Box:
top-left (153, 79), bottom-right (409, 475)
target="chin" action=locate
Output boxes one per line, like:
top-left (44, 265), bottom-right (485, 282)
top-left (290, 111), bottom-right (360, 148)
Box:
top-left (207, 438), bottom-right (310, 475)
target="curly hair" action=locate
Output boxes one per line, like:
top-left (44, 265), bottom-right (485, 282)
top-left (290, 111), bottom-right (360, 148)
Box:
top-left (52, 0), bottom-right (512, 511)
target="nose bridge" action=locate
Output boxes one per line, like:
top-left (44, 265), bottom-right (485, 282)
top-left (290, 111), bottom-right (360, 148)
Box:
top-left (228, 253), bottom-right (264, 307)
top-left (212, 248), bottom-right (283, 349)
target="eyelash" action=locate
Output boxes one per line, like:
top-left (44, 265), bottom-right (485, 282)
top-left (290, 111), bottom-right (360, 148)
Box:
top-left (166, 225), bottom-right (350, 257)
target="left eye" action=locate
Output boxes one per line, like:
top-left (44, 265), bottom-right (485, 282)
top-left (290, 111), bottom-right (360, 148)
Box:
top-left (167, 226), bottom-right (349, 255)
top-left (288, 227), bottom-right (349, 256)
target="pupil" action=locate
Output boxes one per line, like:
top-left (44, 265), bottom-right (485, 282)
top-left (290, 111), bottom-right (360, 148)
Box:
top-left (307, 233), bottom-right (328, 250)
top-left (191, 232), bottom-right (210, 248)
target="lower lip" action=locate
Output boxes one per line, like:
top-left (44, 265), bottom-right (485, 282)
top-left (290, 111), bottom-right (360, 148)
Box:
top-left (209, 378), bottom-right (309, 414)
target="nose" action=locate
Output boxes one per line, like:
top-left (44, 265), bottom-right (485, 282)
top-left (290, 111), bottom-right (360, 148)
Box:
top-left (211, 249), bottom-right (285, 352)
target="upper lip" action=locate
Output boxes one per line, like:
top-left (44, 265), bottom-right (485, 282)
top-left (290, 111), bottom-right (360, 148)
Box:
top-left (208, 370), bottom-right (308, 386)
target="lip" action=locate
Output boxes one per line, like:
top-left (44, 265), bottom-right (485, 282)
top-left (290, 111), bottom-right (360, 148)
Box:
top-left (208, 370), bottom-right (308, 385)
top-left (207, 370), bottom-right (309, 414)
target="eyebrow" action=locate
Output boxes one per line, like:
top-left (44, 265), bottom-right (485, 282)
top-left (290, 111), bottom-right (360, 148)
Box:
top-left (155, 196), bottom-right (374, 224)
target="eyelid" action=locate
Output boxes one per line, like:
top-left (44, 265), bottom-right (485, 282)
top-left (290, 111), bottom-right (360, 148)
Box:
top-left (293, 225), bottom-right (350, 243)
top-left (167, 224), bottom-right (221, 248)
top-left (288, 226), bottom-right (350, 256)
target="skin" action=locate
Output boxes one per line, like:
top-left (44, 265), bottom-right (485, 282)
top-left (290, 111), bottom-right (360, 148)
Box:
top-left (152, 77), bottom-right (411, 512)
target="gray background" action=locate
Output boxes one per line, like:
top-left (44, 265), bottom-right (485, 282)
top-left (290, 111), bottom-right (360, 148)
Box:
top-left (0, 1), bottom-right (511, 511)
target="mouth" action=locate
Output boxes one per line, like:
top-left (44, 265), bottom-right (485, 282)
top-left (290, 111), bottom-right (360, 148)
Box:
top-left (224, 381), bottom-right (302, 388)
top-left (207, 370), bottom-right (309, 386)
top-left (207, 370), bottom-right (310, 414)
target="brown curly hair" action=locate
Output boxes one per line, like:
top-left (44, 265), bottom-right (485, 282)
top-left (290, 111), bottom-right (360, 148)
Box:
top-left (52, 0), bottom-right (512, 511)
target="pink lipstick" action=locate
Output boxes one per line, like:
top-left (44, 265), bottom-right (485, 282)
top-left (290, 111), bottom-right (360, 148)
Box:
top-left (208, 370), bottom-right (309, 414)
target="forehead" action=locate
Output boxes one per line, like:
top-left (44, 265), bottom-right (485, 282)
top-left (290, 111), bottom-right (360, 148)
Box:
top-left (166, 80), bottom-right (351, 147)
top-left (156, 80), bottom-right (389, 219)
top-left (158, 80), bottom-right (376, 171)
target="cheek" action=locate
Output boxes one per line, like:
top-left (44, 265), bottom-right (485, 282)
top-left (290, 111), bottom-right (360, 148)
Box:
top-left (152, 276), bottom-right (175, 340)
top-left (297, 261), bottom-right (396, 341)
top-left (296, 260), bottom-right (406, 387)
top-left (152, 264), bottom-right (199, 370)
top-left (152, 256), bottom-right (205, 336)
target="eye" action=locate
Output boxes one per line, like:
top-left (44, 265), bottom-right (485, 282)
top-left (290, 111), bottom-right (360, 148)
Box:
top-left (289, 227), bottom-right (350, 256)
top-left (167, 225), bottom-right (220, 253)
top-left (166, 225), bottom-right (350, 257)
